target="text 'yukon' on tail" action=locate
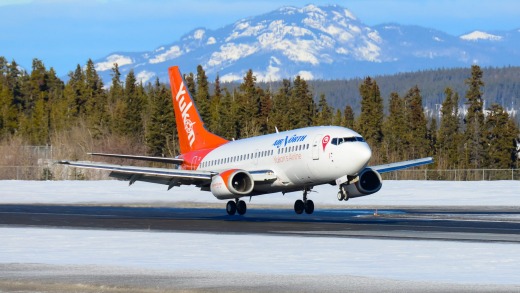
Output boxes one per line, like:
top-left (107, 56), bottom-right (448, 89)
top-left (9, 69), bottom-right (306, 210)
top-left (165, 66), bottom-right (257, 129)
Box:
top-left (168, 66), bottom-right (229, 154)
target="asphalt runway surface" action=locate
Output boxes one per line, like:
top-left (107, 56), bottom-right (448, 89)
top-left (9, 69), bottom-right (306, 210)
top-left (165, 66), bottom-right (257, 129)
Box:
top-left (2, 204), bottom-right (520, 292)
top-left (1, 204), bottom-right (519, 243)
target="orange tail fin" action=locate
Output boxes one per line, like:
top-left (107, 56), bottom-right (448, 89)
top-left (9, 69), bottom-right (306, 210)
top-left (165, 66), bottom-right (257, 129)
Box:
top-left (168, 66), bottom-right (229, 154)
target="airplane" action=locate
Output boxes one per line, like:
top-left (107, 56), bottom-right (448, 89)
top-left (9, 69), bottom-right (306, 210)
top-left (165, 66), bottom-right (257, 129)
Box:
top-left (59, 65), bottom-right (433, 216)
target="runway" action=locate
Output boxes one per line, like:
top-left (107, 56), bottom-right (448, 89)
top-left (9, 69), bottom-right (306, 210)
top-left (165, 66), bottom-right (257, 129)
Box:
top-left (1, 204), bottom-right (519, 243)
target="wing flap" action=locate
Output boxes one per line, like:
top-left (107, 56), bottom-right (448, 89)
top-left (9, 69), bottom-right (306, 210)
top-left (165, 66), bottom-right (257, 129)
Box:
top-left (370, 157), bottom-right (433, 174)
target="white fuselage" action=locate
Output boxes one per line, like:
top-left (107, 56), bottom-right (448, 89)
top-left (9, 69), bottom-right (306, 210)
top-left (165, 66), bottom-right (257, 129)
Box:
top-left (197, 126), bottom-right (372, 195)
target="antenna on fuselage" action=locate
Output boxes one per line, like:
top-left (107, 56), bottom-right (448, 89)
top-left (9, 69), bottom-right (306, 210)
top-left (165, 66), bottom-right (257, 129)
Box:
top-left (275, 126), bottom-right (279, 133)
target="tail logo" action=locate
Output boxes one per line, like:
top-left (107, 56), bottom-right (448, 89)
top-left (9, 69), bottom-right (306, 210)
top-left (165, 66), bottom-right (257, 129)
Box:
top-left (175, 81), bottom-right (196, 147)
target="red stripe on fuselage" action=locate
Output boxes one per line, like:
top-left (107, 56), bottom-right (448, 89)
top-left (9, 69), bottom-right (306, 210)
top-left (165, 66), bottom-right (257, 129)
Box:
top-left (179, 148), bottom-right (214, 170)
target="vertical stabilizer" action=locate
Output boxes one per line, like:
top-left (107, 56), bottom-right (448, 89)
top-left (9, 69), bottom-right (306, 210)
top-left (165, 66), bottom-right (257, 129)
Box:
top-left (168, 66), bottom-right (229, 154)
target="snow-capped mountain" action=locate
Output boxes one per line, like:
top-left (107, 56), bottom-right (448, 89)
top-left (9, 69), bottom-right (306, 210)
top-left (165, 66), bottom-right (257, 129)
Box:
top-left (94, 4), bottom-right (520, 84)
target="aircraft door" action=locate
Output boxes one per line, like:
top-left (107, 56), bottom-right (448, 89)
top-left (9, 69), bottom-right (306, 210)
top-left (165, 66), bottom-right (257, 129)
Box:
top-left (312, 135), bottom-right (322, 160)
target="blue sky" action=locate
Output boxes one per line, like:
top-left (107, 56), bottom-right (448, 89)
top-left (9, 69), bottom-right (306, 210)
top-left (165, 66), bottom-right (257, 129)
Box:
top-left (1, 0), bottom-right (519, 76)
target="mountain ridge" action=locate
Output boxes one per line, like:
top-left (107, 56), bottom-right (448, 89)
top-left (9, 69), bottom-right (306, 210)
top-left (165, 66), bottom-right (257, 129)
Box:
top-left (93, 4), bottom-right (520, 85)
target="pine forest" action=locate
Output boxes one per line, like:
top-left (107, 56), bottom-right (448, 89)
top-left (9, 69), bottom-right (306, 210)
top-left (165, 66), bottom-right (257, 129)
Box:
top-left (0, 56), bottom-right (519, 180)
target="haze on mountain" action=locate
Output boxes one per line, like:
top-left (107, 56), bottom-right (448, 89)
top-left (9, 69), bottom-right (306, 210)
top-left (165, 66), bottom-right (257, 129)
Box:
top-left (94, 4), bottom-right (520, 85)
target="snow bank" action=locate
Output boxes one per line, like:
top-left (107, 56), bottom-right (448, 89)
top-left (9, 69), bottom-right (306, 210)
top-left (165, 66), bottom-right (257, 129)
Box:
top-left (0, 180), bottom-right (518, 206)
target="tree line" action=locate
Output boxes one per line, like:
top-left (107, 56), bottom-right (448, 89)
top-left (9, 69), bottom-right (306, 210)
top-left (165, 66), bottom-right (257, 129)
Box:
top-left (0, 56), bottom-right (518, 171)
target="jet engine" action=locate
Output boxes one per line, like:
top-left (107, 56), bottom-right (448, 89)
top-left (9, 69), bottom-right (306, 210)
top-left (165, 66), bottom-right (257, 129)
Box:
top-left (344, 168), bottom-right (383, 198)
top-left (210, 169), bottom-right (254, 199)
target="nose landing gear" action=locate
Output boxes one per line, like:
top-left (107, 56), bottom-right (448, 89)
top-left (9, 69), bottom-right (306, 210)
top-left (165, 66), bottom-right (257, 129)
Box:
top-left (294, 188), bottom-right (314, 214)
top-left (337, 184), bottom-right (349, 201)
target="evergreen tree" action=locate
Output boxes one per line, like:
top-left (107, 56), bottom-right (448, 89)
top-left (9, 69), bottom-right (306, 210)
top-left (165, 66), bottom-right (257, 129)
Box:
top-left (84, 59), bottom-right (107, 135)
top-left (184, 73), bottom-right (196, 97)
top-left (46, 67), bottom-right (68, 133)
top-left (0, 57), bottom-right (18, 137)
top-left (403, 85), bottom-right (428, 158)
top-left (428, 117), bottom-right (437, 157)
top-left (258, 88), bottom-right (272, 134)
top-left (237, 69), bottom-right (262, 137)
top-left (382, 92), bottom-right (406, 160)
top-left (146, 78), bottom-right (176, 156)
top-left (485, 104), bottom-right (519, 169)
top-left (315, 93), bottom-right (332, 126)
top-left (269, 79), bottom-right (291, 132)
top-left (18, 59), bottom-right (51, 144)
top-left (343, 105), bottom-right (355, 129)
top-left (208, 74), bottom-right (222, 134)
top-left (195, 65), bottom-right (210, 129)
top-left (219, 89), bottom-right (239, 139)
top-left (332, 109), bottom-right (342, 126)
top-left (0, 81), bottom-right (18, 137)
top-left (64, 64), bottom-right (86, 117)
top-left (107, 63), bottom-right (124, 133)
top-left (290, 76), bottom-right (314, 129)
top-left (121, 70), bottom-right (144, 139)
top-left (463, 65), bottom-right (486, 168)
top-left (357, 77), bottom-right (384, 146)
top-left (437, 87), bottom-right (461, 168)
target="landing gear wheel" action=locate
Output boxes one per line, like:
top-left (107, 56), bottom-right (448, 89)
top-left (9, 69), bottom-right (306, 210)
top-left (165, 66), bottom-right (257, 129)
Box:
top-left (304, 199), bottom-right (314, 214)
top-left (294, 199), bottom-right (304, 214)
top-left (237, 200), bottom-right (247, 215)
top-left (226, 200), bottom-right (237, 215)
top-left (337, 191), bottom-right (345, 201)
top-left (340, 184), bottom-right (349, 201)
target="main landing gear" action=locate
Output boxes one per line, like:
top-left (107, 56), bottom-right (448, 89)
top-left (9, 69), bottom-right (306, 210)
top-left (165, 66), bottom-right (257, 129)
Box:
top-left (337, 184), bottom-right (349, 201)
top-left (294, 188), bottom-right (314, 215)
top-left (226, 198), bottom-right (247, 216)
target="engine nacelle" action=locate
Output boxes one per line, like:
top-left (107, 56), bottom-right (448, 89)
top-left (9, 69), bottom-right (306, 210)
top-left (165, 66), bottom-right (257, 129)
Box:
top-left (344, 168), bottom-right (383, 198)
top-left (210, 169), bottom-right (254, 199)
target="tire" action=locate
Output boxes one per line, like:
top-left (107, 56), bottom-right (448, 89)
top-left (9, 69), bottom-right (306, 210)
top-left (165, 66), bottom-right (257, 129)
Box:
top-left (337, 191), bottom-right (344, 201)
top-left (341, 185), bottom-right (349, 201)
top-left (237, 200), bottom-right (247, 215)
top-left (294, 199), bottom-right (304, 214)
top-left (304, 200), bottom-right (314, 214)
top-left (226, 200), bottom-right (237, 215)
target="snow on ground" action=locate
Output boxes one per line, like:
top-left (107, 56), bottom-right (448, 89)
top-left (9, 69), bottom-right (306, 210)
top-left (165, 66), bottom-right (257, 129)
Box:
top-left (1, 180), bottom-right (520, 285)
top-left (0, 180), bottom-right (518, 206)
top-left (1, 227), bottom-right (520, 285)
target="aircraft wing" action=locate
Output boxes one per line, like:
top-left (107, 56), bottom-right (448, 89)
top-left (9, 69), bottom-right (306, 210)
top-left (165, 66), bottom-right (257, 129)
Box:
top-left (370, 157), bottom-right (433, 174)
top-left (58, 161), bottom-right (213, 189)
top-left (58, 161), bottom-right (278, 189)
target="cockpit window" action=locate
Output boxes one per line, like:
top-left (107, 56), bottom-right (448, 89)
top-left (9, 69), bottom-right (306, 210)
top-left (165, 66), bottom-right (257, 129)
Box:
top-left (331, 136), bottom-right (365, 145)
